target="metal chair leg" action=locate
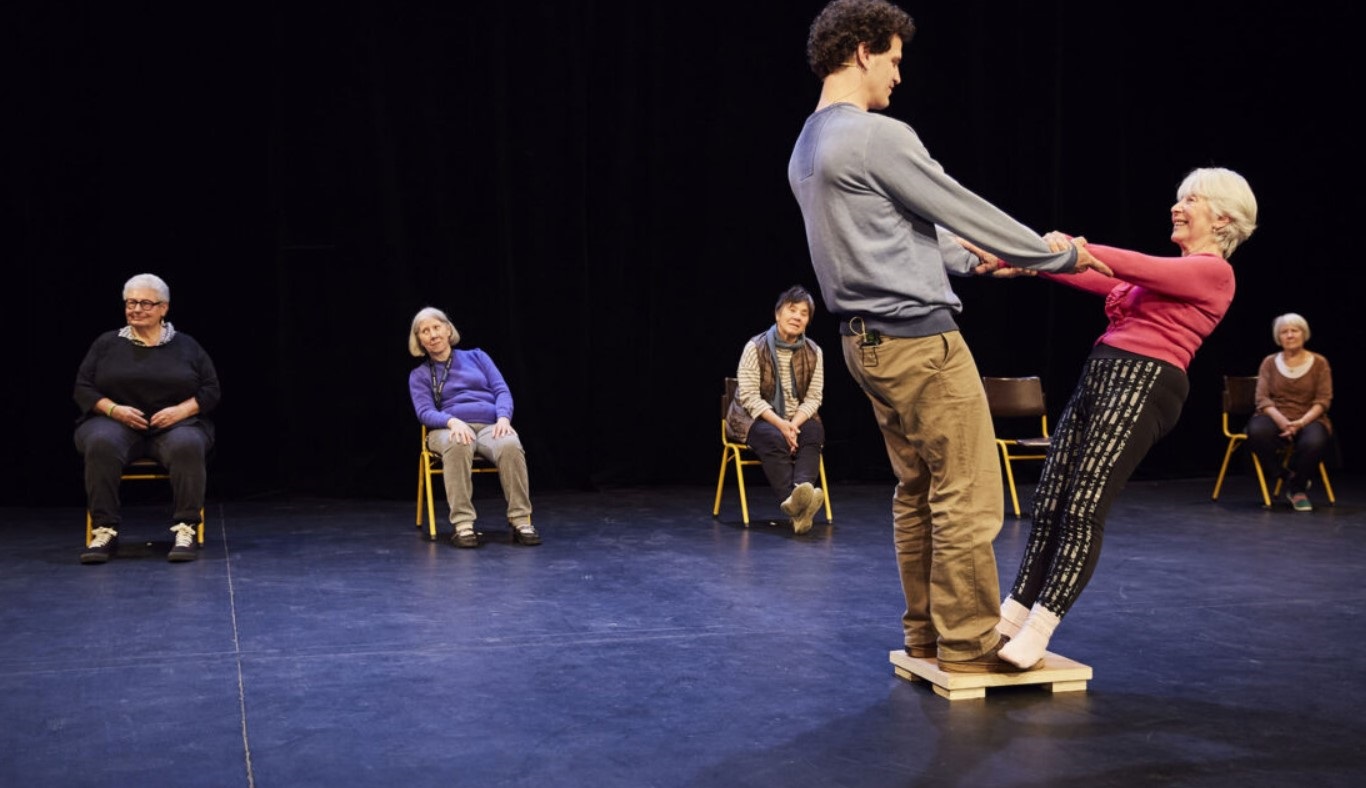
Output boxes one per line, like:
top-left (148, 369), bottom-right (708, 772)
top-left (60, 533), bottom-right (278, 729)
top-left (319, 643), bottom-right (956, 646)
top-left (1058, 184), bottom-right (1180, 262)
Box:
top-left (999, 443), bottom-right (1022, 518)
top-left (1212, 437), bottom-right (1240, 501)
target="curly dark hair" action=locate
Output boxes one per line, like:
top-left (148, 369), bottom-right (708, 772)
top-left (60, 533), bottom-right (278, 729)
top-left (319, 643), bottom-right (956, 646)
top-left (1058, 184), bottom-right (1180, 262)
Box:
top-left (806, 0), bottom-right (916, 80)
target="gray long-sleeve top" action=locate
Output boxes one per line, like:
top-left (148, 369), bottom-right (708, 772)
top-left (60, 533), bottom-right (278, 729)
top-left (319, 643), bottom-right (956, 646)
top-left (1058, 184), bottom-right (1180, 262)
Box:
top-left (788, 103), bottom-right (1076, 336)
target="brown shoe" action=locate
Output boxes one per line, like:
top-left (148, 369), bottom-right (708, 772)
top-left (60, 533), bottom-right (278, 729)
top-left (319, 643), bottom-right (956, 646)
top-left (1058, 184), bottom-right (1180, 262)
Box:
top-left (904, 643), bottom-right (936, 659)
top-left (452, 525), bottom-right (479, 549)
top-left (511, 523), bottom-right (542, 546)
top-left (937, 636), bottom-right (1043, 674)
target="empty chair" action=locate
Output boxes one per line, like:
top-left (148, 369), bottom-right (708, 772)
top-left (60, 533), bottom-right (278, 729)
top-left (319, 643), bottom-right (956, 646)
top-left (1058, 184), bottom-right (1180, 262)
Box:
top-left (982, 376), bottom-right (1050, 518)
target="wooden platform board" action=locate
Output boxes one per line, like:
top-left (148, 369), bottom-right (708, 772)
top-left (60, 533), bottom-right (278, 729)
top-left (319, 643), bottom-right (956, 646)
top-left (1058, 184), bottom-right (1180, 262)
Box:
top-left (889, 649), bottom-right (1092, 701)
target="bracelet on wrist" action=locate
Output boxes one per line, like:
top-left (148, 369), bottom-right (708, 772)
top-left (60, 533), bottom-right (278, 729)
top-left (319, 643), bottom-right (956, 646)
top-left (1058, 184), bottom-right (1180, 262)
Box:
top-left (106, 403), bottom-right (118, 418)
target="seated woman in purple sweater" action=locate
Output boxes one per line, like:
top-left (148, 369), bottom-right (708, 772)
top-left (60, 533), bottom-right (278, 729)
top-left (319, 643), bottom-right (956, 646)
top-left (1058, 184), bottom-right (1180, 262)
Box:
top-left (408, 307), bottom-right (539, 548)
top-left (75, 273), bottom-right (221, 564)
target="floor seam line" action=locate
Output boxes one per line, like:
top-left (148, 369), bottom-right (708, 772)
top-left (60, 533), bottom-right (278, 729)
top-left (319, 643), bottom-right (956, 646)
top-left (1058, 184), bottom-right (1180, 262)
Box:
top-left (221, 504), bottom-right (255, 788)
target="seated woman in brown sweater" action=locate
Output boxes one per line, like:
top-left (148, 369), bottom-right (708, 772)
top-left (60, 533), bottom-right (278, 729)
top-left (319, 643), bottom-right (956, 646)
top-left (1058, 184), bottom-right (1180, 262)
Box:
top-left (1245, 312), bottom-right (1333, 512)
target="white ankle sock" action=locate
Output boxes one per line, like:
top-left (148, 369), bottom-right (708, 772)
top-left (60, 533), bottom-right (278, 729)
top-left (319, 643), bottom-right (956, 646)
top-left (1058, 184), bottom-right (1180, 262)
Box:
top-left (997, 597), bottom-right (1029, 638)
top-left (999, 604), bottom-right (1061, 668)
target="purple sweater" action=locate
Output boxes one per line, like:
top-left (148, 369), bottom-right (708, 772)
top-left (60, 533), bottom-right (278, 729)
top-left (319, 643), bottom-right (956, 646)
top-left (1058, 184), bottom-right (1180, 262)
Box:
top-left (409, 349), bottom-right (515, 428)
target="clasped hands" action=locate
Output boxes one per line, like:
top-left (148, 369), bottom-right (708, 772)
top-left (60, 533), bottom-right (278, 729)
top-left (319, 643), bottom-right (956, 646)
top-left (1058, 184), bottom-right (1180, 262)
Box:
top-left (1277, 418), bottom-right (1307, 439)
top-left (109, 402), bottom-right (193, 431)
top-left (960, 233), bottom-right (1114, 278)
top-left (762, 415), bottom-right (802, 454)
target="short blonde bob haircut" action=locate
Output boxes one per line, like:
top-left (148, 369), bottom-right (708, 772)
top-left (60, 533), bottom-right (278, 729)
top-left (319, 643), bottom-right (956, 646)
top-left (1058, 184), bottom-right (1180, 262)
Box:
top-left (408, 306), bottom-right (461, 357)
top-left (1272, 312), bottom-right (1310, 346)
top-left (1176, 167), bottom-right (1258, 258)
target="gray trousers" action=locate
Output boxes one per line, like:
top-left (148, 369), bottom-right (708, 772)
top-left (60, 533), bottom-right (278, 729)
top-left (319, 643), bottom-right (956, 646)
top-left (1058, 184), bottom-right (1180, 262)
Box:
top-left (427, 425), bottom-right (532, 529)
top-left (74, 417), bottom-right (212, 528)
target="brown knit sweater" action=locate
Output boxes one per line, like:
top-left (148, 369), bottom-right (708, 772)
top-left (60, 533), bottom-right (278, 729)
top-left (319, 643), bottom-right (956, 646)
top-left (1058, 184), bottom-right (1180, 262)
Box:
top-left (1254, 352), bottom-right (1333, 434)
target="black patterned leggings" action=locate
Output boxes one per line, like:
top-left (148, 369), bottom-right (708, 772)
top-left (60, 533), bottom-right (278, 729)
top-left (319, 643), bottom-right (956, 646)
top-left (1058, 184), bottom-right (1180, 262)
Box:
top-left (1008, 351), bottom-right (1188, 618)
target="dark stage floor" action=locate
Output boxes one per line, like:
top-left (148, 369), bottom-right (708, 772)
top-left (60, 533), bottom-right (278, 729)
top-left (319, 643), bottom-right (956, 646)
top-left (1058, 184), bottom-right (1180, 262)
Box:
top-left (3, 475), bottom-right (1364, 787)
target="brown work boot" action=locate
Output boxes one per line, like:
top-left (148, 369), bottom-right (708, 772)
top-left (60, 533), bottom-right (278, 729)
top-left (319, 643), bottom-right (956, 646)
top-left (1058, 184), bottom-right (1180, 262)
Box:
top-left (938, 635), bottom-right (1043, 674)
top-left (904, 643), bottom-right (936, 659)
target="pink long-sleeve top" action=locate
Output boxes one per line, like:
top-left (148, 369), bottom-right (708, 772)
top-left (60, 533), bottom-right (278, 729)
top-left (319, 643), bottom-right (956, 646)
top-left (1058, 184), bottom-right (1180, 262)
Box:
top-left (1040, 245), bottom-right (1235, 371)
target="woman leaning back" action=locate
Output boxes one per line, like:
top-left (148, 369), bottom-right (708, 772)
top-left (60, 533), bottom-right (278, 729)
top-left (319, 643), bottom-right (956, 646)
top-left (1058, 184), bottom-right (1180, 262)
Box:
top-left (985, 167), bottom-right (1258, 668)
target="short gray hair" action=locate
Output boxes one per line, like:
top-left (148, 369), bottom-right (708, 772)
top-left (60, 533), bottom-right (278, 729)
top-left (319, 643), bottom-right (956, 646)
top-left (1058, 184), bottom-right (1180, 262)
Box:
top-left (123, 273), bottom-right (170, 302)
top-left (1272, 312), bottom-right (1310, 345)
top-left (408, 306), bottom-right (461, 357)
top-left (1177, 167), bottom-right (1258, 258)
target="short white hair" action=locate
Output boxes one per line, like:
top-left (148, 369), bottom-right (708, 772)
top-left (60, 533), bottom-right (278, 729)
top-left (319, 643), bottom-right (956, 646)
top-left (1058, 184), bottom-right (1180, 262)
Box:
top-left (408, 306), bottom-right (461, 357)
top-left (1177, 167), bottom-right (1258, 258)
top-left (1272, 312), bottom-right (1310, 345)
top-left (123, 273), bottom-right (170, 302)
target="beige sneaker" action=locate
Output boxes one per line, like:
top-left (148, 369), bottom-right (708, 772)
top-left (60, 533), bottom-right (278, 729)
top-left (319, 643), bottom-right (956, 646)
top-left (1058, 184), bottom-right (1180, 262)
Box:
top-left (789, 483), bottom-right (819, 534)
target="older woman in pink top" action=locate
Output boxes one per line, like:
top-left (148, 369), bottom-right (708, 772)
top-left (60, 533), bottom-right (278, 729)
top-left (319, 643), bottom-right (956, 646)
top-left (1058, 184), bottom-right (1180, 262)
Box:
top-left (988, 167), bottom-right (1259, 669)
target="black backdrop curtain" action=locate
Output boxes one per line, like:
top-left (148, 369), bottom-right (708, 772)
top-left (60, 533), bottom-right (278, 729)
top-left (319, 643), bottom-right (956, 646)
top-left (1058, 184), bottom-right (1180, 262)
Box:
top-left (8, 1), bottom-right (1358, 505)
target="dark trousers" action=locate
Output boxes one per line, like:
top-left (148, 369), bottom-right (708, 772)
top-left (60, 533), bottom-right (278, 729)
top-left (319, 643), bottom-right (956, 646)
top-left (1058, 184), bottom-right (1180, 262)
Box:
top-left (74, 418), bottom-right (212, 528)
top-left (1245, 415), bottom-right (1330, 494)
top-left (745, 419), bottom-right (824, 502)
top-left (1010, 355), bottom-right (1187, 618)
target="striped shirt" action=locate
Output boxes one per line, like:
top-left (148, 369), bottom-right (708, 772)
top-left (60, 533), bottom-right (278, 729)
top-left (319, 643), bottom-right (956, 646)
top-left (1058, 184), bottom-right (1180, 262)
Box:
top-left (735, 341), bottom-right (824, 423)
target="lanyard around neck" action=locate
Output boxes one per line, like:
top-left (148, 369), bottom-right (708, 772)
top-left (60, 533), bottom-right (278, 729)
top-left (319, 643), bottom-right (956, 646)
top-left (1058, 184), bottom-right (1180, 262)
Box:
top-left (429, 355), bottom-right (453, 408)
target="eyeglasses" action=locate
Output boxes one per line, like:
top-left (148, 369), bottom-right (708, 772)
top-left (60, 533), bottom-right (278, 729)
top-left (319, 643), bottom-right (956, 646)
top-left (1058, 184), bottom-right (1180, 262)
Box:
top-left (124, 299), bottom-right (164, 310)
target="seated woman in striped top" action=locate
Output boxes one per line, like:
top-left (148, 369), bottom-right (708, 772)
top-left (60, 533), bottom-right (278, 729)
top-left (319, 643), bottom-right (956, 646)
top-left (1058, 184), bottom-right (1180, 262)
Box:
top-left (725, 285), bottom-right (827, 534)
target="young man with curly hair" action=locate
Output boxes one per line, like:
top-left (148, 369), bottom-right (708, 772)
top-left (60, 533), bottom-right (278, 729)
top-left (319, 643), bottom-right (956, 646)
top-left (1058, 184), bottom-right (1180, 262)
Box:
top-left (788, 0), bottom-right (1103, 674)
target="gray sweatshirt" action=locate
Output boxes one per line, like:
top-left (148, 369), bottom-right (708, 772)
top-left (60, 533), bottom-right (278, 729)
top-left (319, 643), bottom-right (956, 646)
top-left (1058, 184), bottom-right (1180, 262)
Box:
top-left (788, 103), bottom-right (1076, 336)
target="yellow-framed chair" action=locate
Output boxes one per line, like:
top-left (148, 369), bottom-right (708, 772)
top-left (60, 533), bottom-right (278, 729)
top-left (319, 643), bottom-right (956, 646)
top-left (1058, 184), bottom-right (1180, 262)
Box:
top-left (982, 376), bottom-right (1051, 518)
top-left (1212, 375), bottom-right (1335, 507)
top-left (712, 377), bottom-right (832, 526)
top-left (85, 458), bottom-right (205, 544)
top-left (417, 425), bottom-right (499, 540)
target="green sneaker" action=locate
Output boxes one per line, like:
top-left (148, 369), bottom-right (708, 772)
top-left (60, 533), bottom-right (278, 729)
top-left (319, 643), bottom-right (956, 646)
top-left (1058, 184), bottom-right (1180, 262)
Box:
top-left (1287, 492), bottom-right (1313, 512)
